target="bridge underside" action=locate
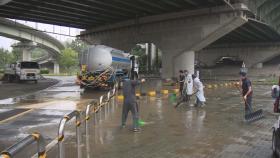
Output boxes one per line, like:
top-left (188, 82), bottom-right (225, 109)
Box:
top-left (200, 18), bottom-right (280, 69)
top-left (212, 18), bottom-right (280, 45)
top-left (1, 0), bottom-right (280, 77)
top-left (0, 0), bottom-right (226, 29)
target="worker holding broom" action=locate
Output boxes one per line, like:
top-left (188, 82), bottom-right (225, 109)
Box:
top-left (121, 78), bottom-right (145, 132)
top-left (239, 72), bottom-right (253, 115)
top-left (235, 63), bottom-right (263, 122)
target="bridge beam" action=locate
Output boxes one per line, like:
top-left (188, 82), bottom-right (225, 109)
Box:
top-left (0, 18), bottom-right (64, 57)
top-left (80, 4), bottom-right (248, 78)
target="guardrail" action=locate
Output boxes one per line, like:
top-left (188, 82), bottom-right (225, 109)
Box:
top-left (0, 132), bottom-right (46, 158)
top-left (58, 110), bottom-right (82, 158)
top-left (0, 85), bottom-right (117, 158)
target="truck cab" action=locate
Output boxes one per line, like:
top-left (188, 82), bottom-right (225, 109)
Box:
top-left (3, 61), bottom-right (40, 83)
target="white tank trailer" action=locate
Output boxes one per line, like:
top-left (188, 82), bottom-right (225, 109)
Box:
top-left (78, 45), bottom-right (138, 89)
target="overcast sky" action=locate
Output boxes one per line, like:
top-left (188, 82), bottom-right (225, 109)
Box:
top-left (0, 19), bottom-right (83, 51)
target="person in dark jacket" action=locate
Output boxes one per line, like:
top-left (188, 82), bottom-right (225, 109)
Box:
top-left (178, 70), bottom-right (185, 96)
top-left (121, 78), bottom-right (145, 132)
top-left (240, 72), bottom-right (253, 115)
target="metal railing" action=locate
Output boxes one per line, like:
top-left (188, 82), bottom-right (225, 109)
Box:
top-left (58, 110), bottom-right (81, 158)
top-left (85, 100), bottom-right (98, 135)
top-left (0, 132), bottom-right (46, 158)
top-left (0, 85), bottom-right (118, 158)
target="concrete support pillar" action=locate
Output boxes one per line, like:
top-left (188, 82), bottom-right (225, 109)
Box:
top-left (151, 44), bottom-right (156, 66)
top-left (162, 50), bottom-right (195, 78)
top-left (254, 63), bottom-right (263, 69)
top-left (22, 48), bottom-right (31, 61)
top-left (12, 42), bottom-right (35, 62)
top-left (147, 43), bottom-right (152, 72)
top-left (162, 53), bottom-right (172, 78)
top-left (54, 62), bottom-right (60, 74)
top-left (174, 51), bottom-right (195, 75)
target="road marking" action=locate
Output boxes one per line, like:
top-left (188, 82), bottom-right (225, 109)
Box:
top-left (0, 109), bottom-right (34, 124)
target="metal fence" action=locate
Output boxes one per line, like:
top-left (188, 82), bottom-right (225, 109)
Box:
top-left (0, 132), bottom-right (46, 158)
top-left (0, 86), bottom-right (117, 158)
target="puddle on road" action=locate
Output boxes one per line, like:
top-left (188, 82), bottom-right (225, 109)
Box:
top-left (0, 77), bottom-right (86, 110)
top-left (0, 98), bottom-right (17, 105)
top-left (45, 86), bottom-right (82, 92)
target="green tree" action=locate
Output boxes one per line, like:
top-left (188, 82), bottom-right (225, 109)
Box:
top-left (65, 39), bottom-right (87, 55)
top-left (31, 48), bottom-right (46, 59)
top-left (58, 48), bottom-right (79, 73)
top-left (131, 45), bottom-right (147, 73)
top-left (0, 48), bottom-right (16, 69)
top-left (11, 48), bottom-right (21, 62)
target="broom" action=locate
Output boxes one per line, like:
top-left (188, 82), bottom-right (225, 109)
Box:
top-left (235, 84), bottom-right (264, 122)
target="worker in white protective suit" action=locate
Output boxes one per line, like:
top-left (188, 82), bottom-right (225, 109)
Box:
top-left (192, 74), bottom-right (206, 107)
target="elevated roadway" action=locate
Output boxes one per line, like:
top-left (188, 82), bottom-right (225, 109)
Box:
top-left (0, 18), bottom-right (64, 57)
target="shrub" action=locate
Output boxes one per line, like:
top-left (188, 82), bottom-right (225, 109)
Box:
top-left (40, 69), bottom-right (49, 74)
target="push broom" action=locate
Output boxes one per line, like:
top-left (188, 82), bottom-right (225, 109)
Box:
top-left (235, 84), bottom-right (264, 122)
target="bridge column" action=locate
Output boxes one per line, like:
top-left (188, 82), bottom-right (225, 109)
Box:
top-left (12, 42), bottom-right (35, 61)
top-left (22, 48), bottom-right (31, 61)
top-left (53, 61), bottom-right (60, 74)
top-left (174, 51), bottom-right (195, 75)
top-left (254, 63), bottom-right (263, 69)
top-left (162, 50), bottom-right (194, 78)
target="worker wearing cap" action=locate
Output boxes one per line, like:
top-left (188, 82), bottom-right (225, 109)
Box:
top-left (240, 72), bottom-right (253, 115)
top-left (121, 78), bottom-right (145, 132)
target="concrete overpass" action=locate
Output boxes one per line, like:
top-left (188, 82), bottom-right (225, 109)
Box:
top-left (1, 0), bottom-right (280, 77)
top-left (0, 0), bottom-right (228, 29)
top-left (0, 18), bottom-right (64, 73)
top-left (0, 18), bottom-right (64, 59)
top-left (79, 4), bottom-right (250, 78)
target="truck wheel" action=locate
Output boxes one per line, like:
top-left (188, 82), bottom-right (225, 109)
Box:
top-left (2, 74), bottom-right (8, 82)
top-left (15, 75), bottom-right (21, 83)
top-left (80, 84), bottom-right (85, 89)
top-left (8, 75), bottom-right (14, 83)
top-left (273, 129), bottom-right (279, 158)
top-left (108, 82), bottom-right (114, 89)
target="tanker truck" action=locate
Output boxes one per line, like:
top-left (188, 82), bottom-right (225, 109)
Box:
top-left (77, 45), bottom-right (138, 89)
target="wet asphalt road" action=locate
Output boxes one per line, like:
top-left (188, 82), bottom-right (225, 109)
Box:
top-left (0, 77), bottom-right (278, 158)
top-left (0, 76), bottom-right (105, 156)
top-left (61, 83), bottom-right (277, 158)
top-left (0, 77), bottom-right (58, 100)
